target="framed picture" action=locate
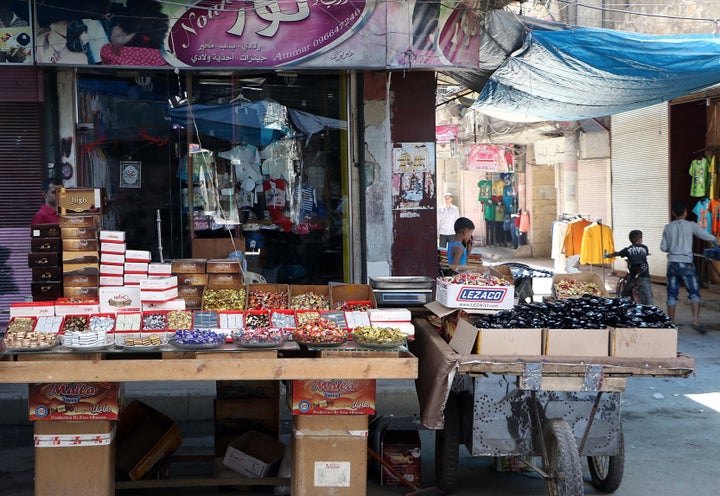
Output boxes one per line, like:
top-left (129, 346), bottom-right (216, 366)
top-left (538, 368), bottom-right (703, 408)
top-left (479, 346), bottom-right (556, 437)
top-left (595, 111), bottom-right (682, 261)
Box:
top-left (120, 161), bottom-right (141, 188)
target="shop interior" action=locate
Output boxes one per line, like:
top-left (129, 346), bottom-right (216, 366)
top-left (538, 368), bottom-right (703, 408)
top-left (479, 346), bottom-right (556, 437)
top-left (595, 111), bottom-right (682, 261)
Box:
top-left (74, 70), bottom-right (348, 283)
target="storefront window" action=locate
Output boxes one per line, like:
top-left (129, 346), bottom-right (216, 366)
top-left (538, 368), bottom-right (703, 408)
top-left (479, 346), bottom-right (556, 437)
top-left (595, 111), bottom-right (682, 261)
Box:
top-left (76, 71), bottom-right (349, 283)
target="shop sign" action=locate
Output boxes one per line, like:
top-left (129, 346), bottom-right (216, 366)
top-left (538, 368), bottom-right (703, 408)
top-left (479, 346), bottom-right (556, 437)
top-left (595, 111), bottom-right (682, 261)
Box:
top-left (466, 144), bottom-right (514, 172)
top-left (436, 124), bottom-right (458, 143)
top-left (0, 1), bottom-right (32, 65)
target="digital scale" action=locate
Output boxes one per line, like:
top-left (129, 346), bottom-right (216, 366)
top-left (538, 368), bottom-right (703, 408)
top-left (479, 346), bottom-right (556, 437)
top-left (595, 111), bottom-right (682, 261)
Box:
top-left (369, 276), bottom-right (435, 307)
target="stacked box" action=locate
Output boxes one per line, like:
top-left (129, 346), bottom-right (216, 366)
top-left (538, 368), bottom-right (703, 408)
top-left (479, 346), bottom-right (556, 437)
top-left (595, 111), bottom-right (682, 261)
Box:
top-left (30, 223), bottom-right (62, 301)
top-left (172, 258), bottom-right (208, 310)
top-left (215, 380), bottom-right (280, 457)
top-left (61, 216), bottom-right (100, 293)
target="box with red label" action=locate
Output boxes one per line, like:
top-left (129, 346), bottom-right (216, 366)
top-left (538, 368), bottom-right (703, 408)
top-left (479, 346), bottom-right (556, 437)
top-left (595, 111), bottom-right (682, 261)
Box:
top-left (125, 262), bottom-right (149, 274)
top-left (100, 263), bottom-right (124, 276)
top-left (100, 275), bottom-right (124, 287)
top-left (435, 277), bottom-right (514, 310)
top-left (125, 273), bottom-right (149, 285)
top-left (289, 379), bottom-right (375, 415)
top-left (10, 301), bottom-right (55, 318)
top-left (100, 230), bottom-right (125, 242)
top-left (125, 249), bottom-right (152, 262)
top-left (29, 382), bottom-right (123, 421)
top-left (101, 241), bottom-right (126, 254)
top-left (99, 286), bottom-right (142, 313)
top-left (59, 214), bottom-right (100, 228)
top-left (380, 427), bottom-right (422, 486)
top-left (54, 297), bottom-right (99, 316)
top-left (148, 263), bottom-right (172, 276)
top-left (101, 252), bottom-right (125, 265)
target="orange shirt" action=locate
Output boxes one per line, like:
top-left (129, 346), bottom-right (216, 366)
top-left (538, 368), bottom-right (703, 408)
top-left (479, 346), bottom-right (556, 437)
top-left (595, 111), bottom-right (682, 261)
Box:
top-left (562, 218), bottom-right (591, 257)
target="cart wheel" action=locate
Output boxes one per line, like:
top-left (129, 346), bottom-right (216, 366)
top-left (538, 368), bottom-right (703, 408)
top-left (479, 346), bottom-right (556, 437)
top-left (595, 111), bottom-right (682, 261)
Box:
top-left (542, 419), bottom-right (584, 496)
top-left (588, 425), bottom-right (625, 493)
top-left (435, 393), bottom-right (460, 493)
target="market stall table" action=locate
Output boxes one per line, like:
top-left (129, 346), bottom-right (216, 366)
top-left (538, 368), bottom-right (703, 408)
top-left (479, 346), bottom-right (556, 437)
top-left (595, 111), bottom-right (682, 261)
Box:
top-left (411, 317), bottom-right (695, 495)
top-left (0, 343), bottom-right (418, 495)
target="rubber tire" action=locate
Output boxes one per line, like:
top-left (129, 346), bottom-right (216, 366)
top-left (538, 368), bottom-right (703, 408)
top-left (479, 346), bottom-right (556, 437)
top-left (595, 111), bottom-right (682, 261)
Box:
top-left (588, 426), bottom-right (625, 493)
top-left (615, 277), bottom-right (627, 298)
top-left (435, 393), bottom-right (461, 493)
top-left (542, 419), bottom-right (584, 496)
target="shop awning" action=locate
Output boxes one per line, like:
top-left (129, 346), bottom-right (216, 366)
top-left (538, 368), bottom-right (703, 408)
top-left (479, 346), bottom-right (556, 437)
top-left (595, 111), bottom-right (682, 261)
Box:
top-left (471, 11), bottom-right (720, 122)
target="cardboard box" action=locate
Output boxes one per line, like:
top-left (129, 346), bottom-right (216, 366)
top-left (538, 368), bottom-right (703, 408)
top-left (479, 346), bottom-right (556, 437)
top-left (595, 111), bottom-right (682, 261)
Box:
top-left (171, 258), bottom-right (207, 273)
top-left (10, 301), bottom-right (55, 318)
top-left (124, 273), bottom-right (150, 285)
top-left (101, 252), bottom-right (125, 265)
top-left (62, 250), bottom-right (99, 264)
top-left (59, 215), bottom-right (100, 228)
top-left (31, 282), bottom-right (63, 300)
top-left (115, 400), bottom-right (183, 481)
top-left (61, 227), bottom-right (99, 239)
top-left (544, 328), bottom-right (610, 357)
top-left (99, 286), bottom-right (142, 313)
top-left (54, 298), bottom-right (99, 316)
top-left (141, 287), bottom-right (179, 302)
top-left (177, 273), bottom-right (209, 286)
top-left (222, 430), bottom-right (286, 477)
top-left (34, 420), bottom-right (115, 496)
top-left (207, 259), bottom-right (244, 273)
top-left (100, 263), bottom-right (124, 276)
top-left (31, 223), bottom-right (61, 238)
top-left (178, 284), bottom-right (205, 298)
top-left (289, 284), bottom-right (331, 309)
top-left (31, 237), bottom-right (62, 252)
top-left (330, 284), bottom-right (377, 309)
top-left (28, 252), bottom-right (60, 268)
top-left (142, 299), bottom-right (186, 312)
top-left (140, 276), bottom-right (178, 290)
top-left (208, 273), bottom-right (243, 288)
top-left (64, 286), bottom-right (100, 299)
top-left (289, 379), bottom-right (376, 415)
top-left (449, 317), bottom-right (543, 355)
top-left (33, 267), bottom-right (63, 282)
top-left (435, 278), bottom-right (514, 310)
top-left (293, 415), bottom-right (368, 496)
top-left (125, 249), bottom-right (152, 262)
top-left (100, 230), bottom-right (125, 242)
top-left (57, 187), bottom-right (104, 215)
top-left (100, 275), bottom-right (125, 287)
top-left (380, 428), bottom-right (422, 486)
top-left (64, 274), bottom-right (99, 287)
top-left (29, 382), bottom-right (123, 421)
top-left (610, 327), bottom-right (678, 358)
top-left (101, 241), bottom-right (126, 254)
top-left (552, 272), bottom-right (609, 298)
top-left (148, 263), bottom-right (172, 276)
top-left (62, 262), bottom-right (100, 275)
top-left (125, 262), bottom-right (149, 273)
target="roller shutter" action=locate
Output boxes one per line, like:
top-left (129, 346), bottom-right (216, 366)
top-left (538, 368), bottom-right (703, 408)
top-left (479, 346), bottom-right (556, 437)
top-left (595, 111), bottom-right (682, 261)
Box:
top-left (0, 67), bottom-right (44, 323)
top-left (577, 159), bottom-right (610, 224)
top-left (611, 103), bottom-right (669, 278)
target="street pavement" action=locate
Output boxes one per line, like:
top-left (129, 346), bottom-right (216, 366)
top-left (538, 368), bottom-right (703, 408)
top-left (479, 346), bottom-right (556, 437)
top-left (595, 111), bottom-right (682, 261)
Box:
top-left (2, 248), bottom-right (720, 495)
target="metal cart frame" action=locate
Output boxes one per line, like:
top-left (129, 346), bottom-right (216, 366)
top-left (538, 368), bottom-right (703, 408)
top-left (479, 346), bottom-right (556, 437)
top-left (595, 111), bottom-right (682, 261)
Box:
top-left (412, 318), bottom-right (695, 496)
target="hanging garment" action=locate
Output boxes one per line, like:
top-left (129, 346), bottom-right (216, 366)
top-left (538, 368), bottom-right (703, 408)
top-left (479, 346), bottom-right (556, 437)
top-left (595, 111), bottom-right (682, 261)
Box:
top-left (689, 156), bottom-right (709, 197)
top-left (562, 218), bottom-right (591, 257)
top-left (693, 197), bottom-right (712, 233)
top-left (477, 179), bottom-right (492, 202)
top-left (708, 155), bottom-right (718, 200)
top-left (580, 222), bottom-right (616, 265)
top-left (519, 210), bottom-right (530, 233)
top-left (551, 221), bottom-right (569, 260)
top-left (711, 198), bottom-right (720, 236)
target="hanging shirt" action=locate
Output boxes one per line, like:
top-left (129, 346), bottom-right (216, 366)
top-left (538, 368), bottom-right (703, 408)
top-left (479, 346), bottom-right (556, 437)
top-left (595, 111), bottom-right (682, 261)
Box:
top-left (483, 201), bottom-right (495, 221)
top-left (519, 210), bottom-right (530, 233)
top-left (580, 222), bottom-right (615, 265)
top-left (219, 144), bottom-right (262, 185)
top-left (689, 157), bottom-right (709, 197)
top-left (502, 183), bottom-right (514, 212)
top-left (551, 221), bottom-right (569, 260)
top-left (491, 180), bottom-right (504, 200)
top-left (711, 198), bottom-right (720, 235)
top-left (477, 180), bottom-right (492, 202)
top-left (708, 155), bottom-right (718, 200)
top-left (693, 198), bottom-right (712, 233)
top-left (263, 179), bottom-right (287, 210)
top-left (562, 218), bottom-right (591, 257)
top-left (494, 203), bottom-right (505, 223)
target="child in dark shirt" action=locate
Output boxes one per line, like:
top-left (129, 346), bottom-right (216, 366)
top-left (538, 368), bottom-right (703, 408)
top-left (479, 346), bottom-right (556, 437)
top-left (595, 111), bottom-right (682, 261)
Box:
top-left (605, 230), bottom-right (653, 305)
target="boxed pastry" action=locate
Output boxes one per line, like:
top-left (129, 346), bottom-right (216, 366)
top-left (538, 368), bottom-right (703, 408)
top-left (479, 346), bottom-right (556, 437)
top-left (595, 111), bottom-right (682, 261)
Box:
top-left (125, 250), bottom-right (152, 262)
top-left (63, 286), bottom-right (100, 299)
top-left (124, 273), bottom-right (149, 285)
top-left (100, 263), bottom-right (124, 276)
top-left (62, 250), bottom-right (99, 264)
top-left (99, 230), bottom-right (125, 242)
top-left (28, 252), bottom-right (61, 268)
top-left (289, 379), bottom-right (376, 415)
top-left (171, 258), bottom-right (207, 273)
top-left (99, 286), bottom-right (142, 313)
top-left (57, 187), bottom-right (104, 215)
top-left (54, 298), bottom-right (99, 316)
top-left (31, 282), bottom-right (63, 300)
top-left (31, 223), bottom-right (61, 238)
top-left (60, 227), bottom-right (99, 239)
top-left (101, 241), bottom-right (126, 254)
top-left (29, 382), bottom-right (123, 421)
top-left (62, 238), bottom-right (99, 251)
top-left (31, 237), bottom-right (62, 252)
top-left (59, 215), bottom-right (100, 228)
top-left (33, 267), bottom-right (63, 283)
top-left (148, 263), bottom-right (172, 276)
top-left (99, 275), bottom-right (124, 287)
top-left (62, 262), bottom-right (100, 276)
top-left (10, 301), bottom-right (55, 318)
top-left (207, 259), bottom-right (244, 273)
top-left (101, 252), bottom-right (125, 265)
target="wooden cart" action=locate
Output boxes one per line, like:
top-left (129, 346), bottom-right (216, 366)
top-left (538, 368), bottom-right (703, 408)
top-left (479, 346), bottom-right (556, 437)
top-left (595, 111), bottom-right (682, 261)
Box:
top-left (412, 318), bottom-right (695, 496)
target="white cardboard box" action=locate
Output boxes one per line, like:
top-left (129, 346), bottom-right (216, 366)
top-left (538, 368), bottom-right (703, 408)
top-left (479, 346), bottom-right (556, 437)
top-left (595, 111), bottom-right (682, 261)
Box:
top-left (10, 302), bottom-right (55, 317)
top-left (435, 278), bottom-right (514, 310)
top-left (101, 253), bottom-right (125, 265)
top-left (124, 273), bottom-right (149, 285)
top-left (450, 318), bottom-right (542, 355)
top-left (143, 299), bottom-right (186, 311)
top-left (100, 264), bottom-right (124, 275)
top-left (367, 308), bottom-right (411, 322)
top-left (101, 241), bottom-right (126, 254)
top-left (141, 287), bottom-right (179, 302)
top-left (148, 263), bottom-right (172, 276)
top-left (544, 328), bottom-right (610, 357)
top-left (99, 286), bottom-right (142, 313)
top-left (100, 230), bottom-right (125, 242)
top-left (99, 275), bottom-right (125, 287)
top-left (223, 431), bottom-right (285, 478)
top-left (125, 250), bottom-right (152, 262)
top-left (140, 276), bottom-right (178, 290)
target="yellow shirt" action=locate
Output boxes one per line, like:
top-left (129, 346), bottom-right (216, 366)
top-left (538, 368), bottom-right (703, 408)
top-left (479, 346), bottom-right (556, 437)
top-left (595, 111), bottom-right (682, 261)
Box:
top-left (580, 222), bottom-right (616, 265)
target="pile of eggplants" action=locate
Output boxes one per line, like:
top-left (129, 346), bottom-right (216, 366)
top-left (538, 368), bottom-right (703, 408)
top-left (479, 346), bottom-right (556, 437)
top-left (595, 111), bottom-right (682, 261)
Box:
top-left (473, 295), bottom-right (673, 329)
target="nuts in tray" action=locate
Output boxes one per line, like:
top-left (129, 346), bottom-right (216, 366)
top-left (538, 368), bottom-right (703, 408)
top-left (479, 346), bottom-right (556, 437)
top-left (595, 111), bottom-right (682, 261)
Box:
top-left (7, 318), bottom-right (35, 333)
top-left (62, 316), bottom-right (88, 333)
top-left (3, 330), bottom-right (58, 349)
top-left (352, 326), bottom-right (406, 346)
top-left (554, 279), bottom-right (602, 298)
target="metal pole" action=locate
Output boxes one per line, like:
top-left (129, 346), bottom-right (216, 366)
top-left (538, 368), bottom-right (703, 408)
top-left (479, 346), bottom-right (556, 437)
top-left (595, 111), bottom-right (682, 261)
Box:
top-left (156, 209), bottom-right (164, 263)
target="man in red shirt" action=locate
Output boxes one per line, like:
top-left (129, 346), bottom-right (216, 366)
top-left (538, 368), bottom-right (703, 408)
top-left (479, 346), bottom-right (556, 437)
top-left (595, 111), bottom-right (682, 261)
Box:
top-left (31, 178), bottom-right (62, 225)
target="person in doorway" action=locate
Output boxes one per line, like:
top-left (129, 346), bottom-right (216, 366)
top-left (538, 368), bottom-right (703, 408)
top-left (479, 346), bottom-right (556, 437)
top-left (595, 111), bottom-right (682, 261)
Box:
top-left (447, 217), bottom-right (475, 270)
top-left (660, 200), bottom-right (720, 333)
top-left (31, 178), bottom-right (63, 225)
top-left (437, 192), bottom-right (460, 248)
top-left (604, 230), bottom-right (653, 305)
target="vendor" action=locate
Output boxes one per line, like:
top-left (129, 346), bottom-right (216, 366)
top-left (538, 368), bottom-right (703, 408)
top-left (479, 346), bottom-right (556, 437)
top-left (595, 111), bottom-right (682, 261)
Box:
top-left (31, 178), bottom-right (62, 225)
top-left (447, 217), bottom-right (475, 270)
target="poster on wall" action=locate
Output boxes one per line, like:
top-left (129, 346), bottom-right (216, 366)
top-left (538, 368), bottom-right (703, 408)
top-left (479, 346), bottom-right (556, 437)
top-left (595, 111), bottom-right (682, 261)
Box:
top-left (0, 1), bottom-right (31, 64)
top-left (32, 0), bottom-right (480, 70)
top-left (120, 161), bottom-right (141, 188)
top-left (466, 144), bottom-right (514, 172)
top-left (392, 142), bottom-right (435, 211)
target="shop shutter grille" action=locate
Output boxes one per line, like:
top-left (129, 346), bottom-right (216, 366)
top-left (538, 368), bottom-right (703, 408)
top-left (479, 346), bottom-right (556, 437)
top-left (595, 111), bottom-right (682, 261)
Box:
top-left (577, 158), bottom-right (610, 225)
top-left (611, 103), bottom-right (669, 278)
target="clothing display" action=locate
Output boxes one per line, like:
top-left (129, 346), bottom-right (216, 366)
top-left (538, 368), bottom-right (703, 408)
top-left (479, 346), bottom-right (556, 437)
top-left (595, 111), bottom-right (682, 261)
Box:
top-left (562, 217), bottom-right (591, 257)
top-left (580, 222), bottom-right (615, 265)
top-left (692, 197), bottom-right (712, 233)
top-left (689, 156), bottom-right (709, 197)
top-left (518, 209), bottom-right (530, 233)
top-left (477, 180), bottom-right (492, 202)
top-left (219, 144), bottom-right (262, 186)
top-left (711, 198), bottom-right (720, 235)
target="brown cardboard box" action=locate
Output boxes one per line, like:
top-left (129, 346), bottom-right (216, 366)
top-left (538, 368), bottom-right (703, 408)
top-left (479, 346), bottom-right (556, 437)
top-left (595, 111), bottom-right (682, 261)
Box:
top-left (62, 238), bottom-right (100, 251)
top-left (64, 286), bottom-right (100, 299)
top-left (208, 273), bottom-right (243, 288)
top-left (62, 250), bottom-right (100, 264)
top-left (610, 327), bottom-right (678, 358)
top-left (552, 272), bottom-right (609, 298)
top-left (61, 227), bottom-right (99, 239)
top-left (33, 267), bottom-right (62, 282)
top-left (289, 284), bottom-right (331, 309)
top-left (29, 382), bottom-right (122, 421)
top-left (35, 420), bottom-right (115, 496)
top-left (28, 252), bottom-right (60, 268)
top-left (207, 259), bottom-right (244, 273)
top-left (31, 237), bottom-right (62, 252)
top-left (64, 274), bottom-right (99, 287)
top-left (544, 328), bottom-right (610, 357)
top-left (31, 282), bottom-right (63, 300)
top-left (62, 262), bottom-right (100, 275)
top-left (293, 415), bottom-right (368, 496)
top-left (59, 214), bottom-right (101, 228)
top-left (31, 223), bottom-right (60, 238)
top-left (176, 273), bottom-right (209, 286)
top-left (116, 400), bottom-right (182, 481)
top-left (57, 187), bottom-right (105, 215)
top-left (330, 284), bottom-right (377, 309)
top-left (448, 317), bottom-right (543, 355)
top-left (171, 258), bottom-right (207, 273)
top-left (222, 430), bottom-right (285, 477)
top-left (214, 397), bottom-right (280, 455)
top-left (380, 428), bottom-right (422, 486)
top-left (178, 284), bottom-right (205, 298)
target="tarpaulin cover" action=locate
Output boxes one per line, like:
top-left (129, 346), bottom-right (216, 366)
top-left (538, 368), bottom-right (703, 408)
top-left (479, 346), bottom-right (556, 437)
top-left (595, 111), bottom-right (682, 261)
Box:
top-left (472, 12), bottom-right (720, 122)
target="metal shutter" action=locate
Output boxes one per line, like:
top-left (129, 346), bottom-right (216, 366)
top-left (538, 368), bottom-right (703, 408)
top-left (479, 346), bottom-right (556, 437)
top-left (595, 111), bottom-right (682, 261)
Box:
top-left (0, 68), bottom-right (44, 324)
top-left (577, 158), bottom-right (610, 223)
top-left (611, 103), bottom-right (669, 277)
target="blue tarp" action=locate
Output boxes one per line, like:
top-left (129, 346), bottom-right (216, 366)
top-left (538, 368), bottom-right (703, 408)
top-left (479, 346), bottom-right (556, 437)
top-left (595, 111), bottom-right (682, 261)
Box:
top-left (472, 13), bottom-right (720, 122)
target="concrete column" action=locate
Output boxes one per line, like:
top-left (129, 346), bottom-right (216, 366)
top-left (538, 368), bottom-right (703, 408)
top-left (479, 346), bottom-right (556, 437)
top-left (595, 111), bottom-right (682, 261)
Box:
top-left (562, 132), bottom-right (579, 214)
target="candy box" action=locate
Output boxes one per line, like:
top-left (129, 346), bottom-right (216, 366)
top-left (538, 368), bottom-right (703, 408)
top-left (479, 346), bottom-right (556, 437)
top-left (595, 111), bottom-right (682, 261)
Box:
top-left (330, 284), bottom-right (377, 309)
top-left (29, 382), bottom-right (123, 421)
top-left (247, 284), bottom-right (290, 310)
top-left (552, 272), bottom-right (609, 299)
top-left (62, 238), bottom-right (99, 251)
top-left (208, 273), bottom-right (244, 289)
top-left (125, 250), bottom-right (151, 262)
top-left (55, 297), bottom-right (99, 316)
top-left (63, 286), bottom-right (100, 299)
top-left (31, 223), bottom-right (61, 238)
top-left (57, 187), bottom-right (104, 215)
top-left (289, 379), bottom-right (376, 415)
top-left (10, 301), bottom-right (55, 318)
top-left (289, 285), bottom-right (331, 310)
top-left (148, 263), bottom-right (172, 276)
top-left (99, 230), bottom-right (126, 242)
top-left (435, 276), bottom-right (514, 310)
top-left (99, 286), bottom-right (142, 313)
top-left (59, 215), bottom-right (100, 228)
top-left (207, 259), bottom-right (244, 273)
top-left (171, 258), bottom-right (207, 274)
